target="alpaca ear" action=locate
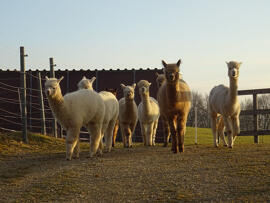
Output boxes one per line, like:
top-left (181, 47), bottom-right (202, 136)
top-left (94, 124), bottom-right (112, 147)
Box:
top-left (226, 61), bottom-right (229, 65)
top-left (89, 76), bottom-right (96, 83)
top-left (82, 76), bottom-right (86, 80)
top-left (155, 72), bottom-right (160, 77)
top-left (162, 60), bottom-right (167, 68)
top-left (176, 59), bottom-right (181, 67)
top-left (149, 82), bottom-right (151, 86)
top-left (120, 84), bottom-right (126, 89)
top-left (132, 83), bottom-right (136, 89)
top-left (57, 76), bottom-right (64, 83)
top-left (45, 76), bottom-right (49, 80)
top-left (238, 62), bottom-right (242, 67)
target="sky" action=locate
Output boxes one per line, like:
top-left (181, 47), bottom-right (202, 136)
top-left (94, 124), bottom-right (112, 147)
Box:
top-left (0, 0), bottom-right (269, 95)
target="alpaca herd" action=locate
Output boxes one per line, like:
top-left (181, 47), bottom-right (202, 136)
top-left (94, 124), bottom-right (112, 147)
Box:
top-left (45, 59), bottom-right (242, 160)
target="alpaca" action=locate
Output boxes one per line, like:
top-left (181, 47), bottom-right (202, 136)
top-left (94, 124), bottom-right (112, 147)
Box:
top-left (137, 80), bottom-right (160, 146)
top-left (119, 83), bottom-right (138, 148)
top-left (98, 91), bottom-right (119, 152)
top-left (77, 76), bottom-right (96, 90)
top-left (209, 61), bottom-right (242, 148)
top-left (155, 72), bottom-right (166, 88)
top-left (77, 77), bottom-right (119, 152)
top-left (157, 59), bottom-right (191, 153)
top-left (155, 72), bottom-right (183, 89)
top-left (45, 76), bottom-right (105, 160)
top-left (105, 88), bottom-right (119, 148)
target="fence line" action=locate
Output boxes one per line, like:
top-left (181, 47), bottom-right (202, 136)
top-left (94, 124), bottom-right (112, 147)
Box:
top-left (238, 88), bottom-right (270, 143)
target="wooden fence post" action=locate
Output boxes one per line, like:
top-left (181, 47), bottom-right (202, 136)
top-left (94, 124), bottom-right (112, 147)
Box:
top-left (29, 70), bottom-right (32, 131)
top-left (253, 93), bottom-right (259, 143)
top-left (20, 46), bottom-right (28, 143)
top-left (38, 72), bottom-right (46, 135)
top-left (49, 57), bottom-right (58, 138)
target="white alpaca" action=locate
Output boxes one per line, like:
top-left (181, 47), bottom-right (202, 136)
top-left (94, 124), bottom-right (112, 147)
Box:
top-left (98, 91), bottom-right (119, 152)
top-left (77, 76), bottom-right (119, 153)
top-left (45, 76), bottom-right (105, 160)
top-left (119, 83), bottom-right (138, 148)
top-left (209, 61), bottom-right (242, 148)
top-left (137, 80), bottom-right (160, 146)
top-left (155, 73), bottom-right (166, 89)
top-left (77, 76), bottom-right (96, 90)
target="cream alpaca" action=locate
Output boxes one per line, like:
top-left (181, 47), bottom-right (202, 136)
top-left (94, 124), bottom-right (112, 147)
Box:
top-left (45, 76), bottom-right (105, 160)
top-left (137, 80), bottom-right (160, 146)
top-left (77, 76), bottom-right (96, 90)
top-left (119, 83), bottom-right (138, 148)
top-left (209, 61), bottom-right (242, 148)
top-left (98, 91), bottom-right (119, 152)
top-left (157, 60), bottom-right (191, 153)
top-left (77, 76), bottom-right (119, 152)
top-left (155, 72), bottom-right (166, 89)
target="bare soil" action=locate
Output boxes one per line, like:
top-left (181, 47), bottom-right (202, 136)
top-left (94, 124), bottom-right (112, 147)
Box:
top-left (1, 141), bottom-right (270, 202)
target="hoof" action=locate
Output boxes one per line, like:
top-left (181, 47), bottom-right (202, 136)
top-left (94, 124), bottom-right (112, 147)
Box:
top-left (163, 143), bottom-right (168, 147)
top-left (66, 158), bottom-right (71, 161)
top-left (228, 146), bottom-right (233, 149)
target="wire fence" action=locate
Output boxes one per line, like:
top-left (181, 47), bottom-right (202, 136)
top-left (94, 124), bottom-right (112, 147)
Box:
top-left (0, 73), bottom-right (57, 136)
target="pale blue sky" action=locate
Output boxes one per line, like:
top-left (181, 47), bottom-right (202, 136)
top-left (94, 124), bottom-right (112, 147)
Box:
top-left (0, 0), bottom-right (269, 94)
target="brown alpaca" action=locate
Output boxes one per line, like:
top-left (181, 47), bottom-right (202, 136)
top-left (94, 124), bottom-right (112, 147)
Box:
top-left (105, 88), bottom-right (119, 147)
top-left (157, 59), bottom-right (191, 153)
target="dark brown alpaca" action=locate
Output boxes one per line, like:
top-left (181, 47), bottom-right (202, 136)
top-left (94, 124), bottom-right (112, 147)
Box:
top-left (157, 59), bottom-right (191, 153)
top-left (105, 88), bottom-right (119, 147)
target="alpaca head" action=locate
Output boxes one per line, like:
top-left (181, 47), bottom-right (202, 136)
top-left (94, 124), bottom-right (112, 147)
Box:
top-left (137, 80), bottom-right (151, 96)
top-left (155, 72), bottom-right (166, 88)
top-left (77, 76), bottom-right (96, 90)
top-left (105, 88), bottom-right (118, 97)
top-left (226, 61), bottom-right (242, 80)
top-left (162, 59), bottom-right (181, 83)
top-left (45, 76), bottom-right (64, 98)
top-left (120, 83), bottom-right (136, 100)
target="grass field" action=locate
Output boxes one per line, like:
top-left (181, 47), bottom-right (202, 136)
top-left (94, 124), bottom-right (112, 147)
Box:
top-left (0, 128), bottom-right (270, 202)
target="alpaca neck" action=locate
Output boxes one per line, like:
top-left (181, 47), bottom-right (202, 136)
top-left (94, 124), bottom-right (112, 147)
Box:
top-left (166, 81), bottom-right (180, 103)
top-left (228, 77), bottom-right (238, 105)
top-left (141, 93), bottom-right (150, 114)
top-left (47, 91), bottom-right (66, 119)
top-left (125, 97), bottom-right (134, 110)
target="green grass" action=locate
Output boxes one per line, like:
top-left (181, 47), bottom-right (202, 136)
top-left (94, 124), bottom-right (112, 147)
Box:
top-left (185, 127), bottom-right (270, 145)
top-left (0, 128), bottom-right (269, 157)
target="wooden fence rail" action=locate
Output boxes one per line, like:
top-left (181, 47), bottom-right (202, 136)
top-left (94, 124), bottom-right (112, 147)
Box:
top-left (238, 88), bottom-right (270, 143)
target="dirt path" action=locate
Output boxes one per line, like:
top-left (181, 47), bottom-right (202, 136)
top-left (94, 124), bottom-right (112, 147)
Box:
top-left (1, 143), bottom-right (270, 202)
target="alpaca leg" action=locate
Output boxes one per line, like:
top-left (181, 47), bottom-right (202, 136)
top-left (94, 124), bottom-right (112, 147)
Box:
top-left (147, 123), bottom-right (154, 146)
top-left (152, 120), bottom-right (158, 146)
top-left (223, 117), bottom-right (233, 148)
top-left (210, 112), bottom-right (218, 147)
top-left (112, 120), bottom-right (119, 147)
top-left (127, 127), bottom-right (132, 148)
top-left (140, 121), bottom-right (146, 146)
top-left (105, 120), bottom-right (116, 152)
top-left (98, 136), bottom-right (104, 154)
top-left (168, 117), bottom-right (177, 153)
top-left (217, 116), bottom-right (227, 147)
top-left (129, 122), bottom-right (137, 148)
top-left (120, 123), bottom-right (127, 148)
top-left (162, 116), bottom-right (170, 147)
top-left (73, 136), bottom-right (80, 159)
top-left (66, 128), bottom-right (80, 160)
top-left (177, 117), bottom-right (187, 153)
top-left (87, 123), bottom-right (103, 157)
top-left (231, 116), bottom-right (240, 145)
